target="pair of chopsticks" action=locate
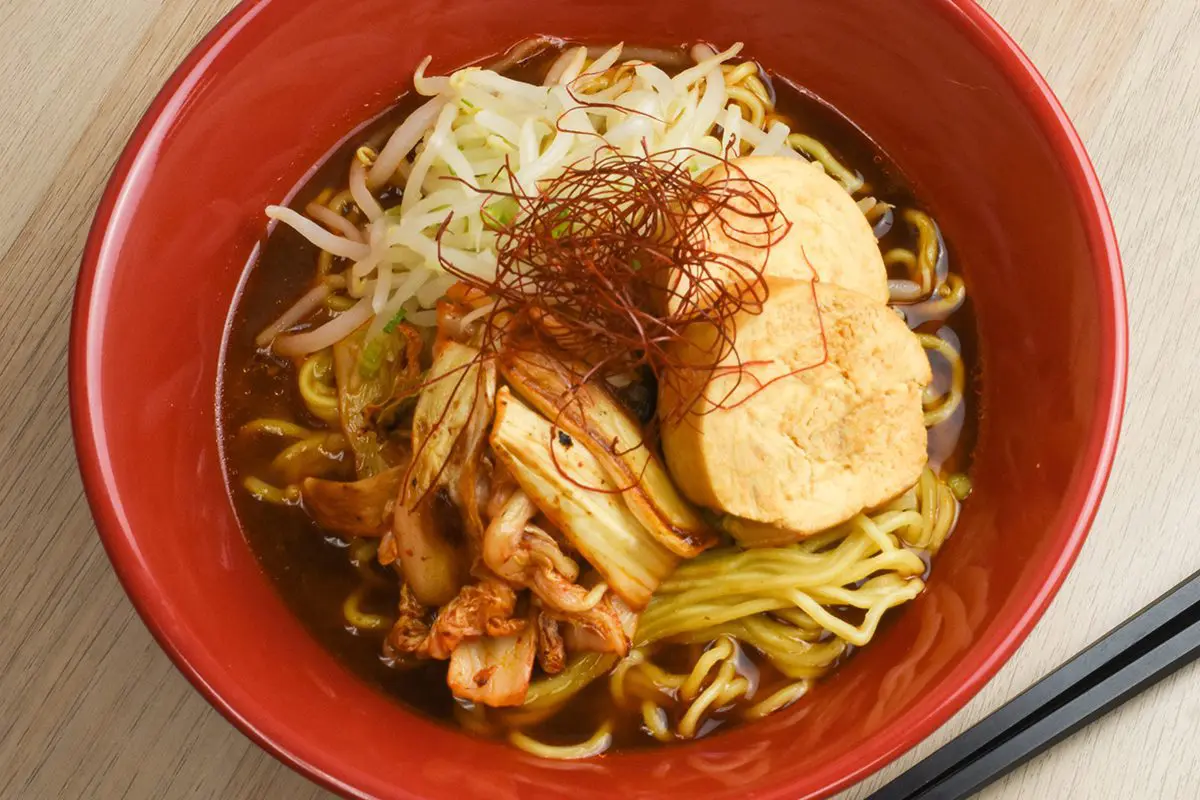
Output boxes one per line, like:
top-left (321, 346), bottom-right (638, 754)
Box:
top-left (870, 569), bottom-right (1200, 800)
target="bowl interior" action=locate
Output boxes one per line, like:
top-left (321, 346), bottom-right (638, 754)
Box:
top-left (72, 0), bottom-right (1124, 798)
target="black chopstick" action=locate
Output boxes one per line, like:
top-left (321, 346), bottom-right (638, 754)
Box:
top-left (869, 569), bottom-right (1200, 800)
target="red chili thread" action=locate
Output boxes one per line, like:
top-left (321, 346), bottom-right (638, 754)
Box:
top-left (434, 145), bottom-right (796, 421)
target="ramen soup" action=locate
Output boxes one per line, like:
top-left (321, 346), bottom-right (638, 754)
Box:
top-left (220, 39), bottom-right (977, 758)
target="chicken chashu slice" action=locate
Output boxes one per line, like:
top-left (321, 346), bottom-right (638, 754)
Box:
top-left (673, 156), bottom-right (888, 308)
top-left (659, 280), bottom-right (931, 541)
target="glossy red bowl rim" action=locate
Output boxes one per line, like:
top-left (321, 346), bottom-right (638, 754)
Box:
top-left (69, 0), bottom-right (1127, 797)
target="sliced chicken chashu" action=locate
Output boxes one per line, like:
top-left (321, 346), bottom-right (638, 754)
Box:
top-left (659, 280), bottom-right (931, 540)
top-left (673, 156), bottom-right (888, 308)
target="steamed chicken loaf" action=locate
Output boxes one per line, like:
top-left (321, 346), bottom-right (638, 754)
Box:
top-left (659, 280), bottom-right (931, 540)
top-left (686, 155), bottom-right (888, 304)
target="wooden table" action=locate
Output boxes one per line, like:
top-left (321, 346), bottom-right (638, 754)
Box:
top-left (2, 1), bottom-right (1197, 797)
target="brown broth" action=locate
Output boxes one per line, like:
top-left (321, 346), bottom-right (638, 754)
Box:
top-left (218, 41), bottom-right (979, 750)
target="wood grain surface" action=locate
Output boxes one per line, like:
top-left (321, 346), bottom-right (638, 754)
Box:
top-left (1, 1), bottom-right (1197, 797)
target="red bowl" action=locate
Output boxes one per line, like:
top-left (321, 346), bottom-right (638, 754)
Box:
top-left (70, 0), bottom-right (1126, 797)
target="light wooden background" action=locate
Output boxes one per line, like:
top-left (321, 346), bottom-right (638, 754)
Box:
top-left (1, 0), bottom-right (1197, 798)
